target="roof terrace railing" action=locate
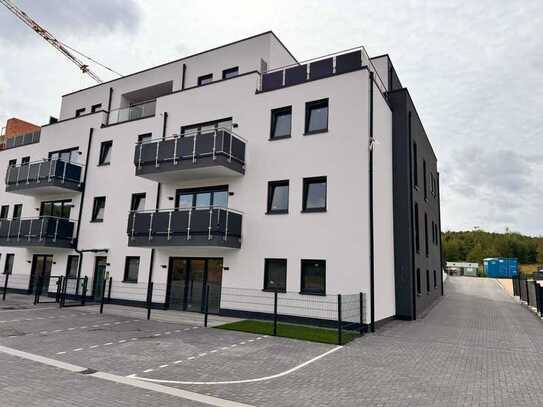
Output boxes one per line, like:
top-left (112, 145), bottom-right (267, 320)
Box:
top-left (108, 99), bottom-right (157, 125)
top-left (0, 130), bottom-right (41, 151)
top-left (259, 46), bottom-right (387, 95)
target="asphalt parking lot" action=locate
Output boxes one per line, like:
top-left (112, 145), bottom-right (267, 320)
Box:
top-left (3, 277), bottom-right (543, 407)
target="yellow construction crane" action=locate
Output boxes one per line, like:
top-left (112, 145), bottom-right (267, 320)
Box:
top-left (1, 0), bottom-right (122, 83)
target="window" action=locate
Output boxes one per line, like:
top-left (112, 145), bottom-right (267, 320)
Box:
top-left (301, 259), bottom-right (326, 295)
top-left (12, 204), bottom-right (22, 219)
top-left (8, 159), bottom-right (16, 167)
top-left (414, 203), bottom-right (420, 253)
top-left (198, 74), bottom-right (213, 86)
top-left (305, 98), bottom-right (328, 135)
top-left (98, 141), bottom-right (112, 165)
top-left (40, 200), bottom-right (72, 219)
top-left (270, 106), bottom-right (292, 140)
top-left (302, 176), bottom-right (327, 212)
top-left (222, 67), bottom-right (239, 79)
top-left (130, 193), bottom-right (146, 211)
top-left (181, 118), bottom-right (232, 135)
top-left (263, 259), bottom-right (287, 292)
top-left (423, 159), bottom-right (427, 200)
top-left (137, 133), bottom-right (152, 143)
top-left (123, 257), bottom-right (140, 283)
top-left (433, 270), bottom-right (438, 288)
top-left (75, 108), bottom-right (85, 117)
top-left (3, 254), bottom-right (14, 275)
top-left (66, 255), bottom-right (79, 279)
top-left (175, 186), bottom-right (228, 209)
top-left (267, 180), bottom-right (289, 214)
top-left (91, 103), bottom-right (102, 113)
top-left (416, 268), bottom-right (421, 295)
top-left (413, 142), bottom-right (419, 187)
top-left (0, 205), bottom-right (8, 219)
top-left (424, 212), bottom-right (429, 257)
top-left (426, 270), bottom-right (430, 293)
top-left (91, 197), bottom-right (106, 222)
top-left (49, 147), bottom-right (79, 163)
top-left (21, 156), bottom-right (30, 165)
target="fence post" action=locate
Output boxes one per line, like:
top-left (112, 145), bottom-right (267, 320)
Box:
top-left (100, 278), bottom-right (107, 314)
top-left (526, 279), bottom-right (530, 305)
top-left (81, 277), bottom-right (88, 306)
top-left (273, 289), bottom-right (278, 337)
top-left (337, 294), bottom-right (342, 345)
top-left (359, 292), bottom-right (364, 336)
top-left (55, 276), bottom-right (63, 303)
top-left (108, 277), bottom-right (112, 303)
top-left (146, 282), bottom-right (153, 320)
top-left (204, 285), bottom-right (210, 327)
top-left (60, 276), bottom-right (68, 308)
top-left (2, 272), bottom-right (9, 301)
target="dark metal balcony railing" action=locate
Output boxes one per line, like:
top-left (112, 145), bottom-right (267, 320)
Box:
top-left (0, 216), bottom-right (76, 246)
top-left (134, 128), bottom-right (246, 171)
top-left (259, 46), bottom-right (387, 95)
top-left (5, 159), bottom-right (83, 191)
top-left (127, 206), bottom-right (242, 248)
top-left (0, 130), bottom-right (40, 151)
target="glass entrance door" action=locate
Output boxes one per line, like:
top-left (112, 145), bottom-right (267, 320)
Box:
top-left (167, 257), bottom-right (223, 313)
top-left (29, 255), bottom-right (53, 295)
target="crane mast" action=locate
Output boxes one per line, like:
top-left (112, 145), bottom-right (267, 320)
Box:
top-left (1, 0), bottom-right (104, 83)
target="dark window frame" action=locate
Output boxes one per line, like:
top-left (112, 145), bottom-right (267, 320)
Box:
top-left (91, 103), bottom-right (102, 113)
top-left (0, 205), bottom-right (9, 219)
top-left (75, 108), bottom-right (86, 117)
top-left (21, 156), bottom-right (30, 165)
top-left (423, 159), bottom-right (428, 200)
top-left (424, 212), bottom-right (429, 257)
top-left (426, 269), bottom-right (430, 293)
top-left (263, 258), bottom-right (287, 293)
top-left (198, 73), bottom-right (213, 86)
top-left (91, 196), bottom-right (106, 222)
top-left (3, 253), bottom-right (14, 275)
top-left (433, 270), bottom-right (438, 288)
top-left (130, 193), bottom-right (146, 211)
top-left (48, 147), bottom-right (79, 162)
top-left (123, 256), bottom-right (140, 283)
top-left (269, 106), bottom-right (292, 140)
top-left (414, 202), bottom-right (420, 253)
top-left (266, 180), bottom-right (289, 215)
top-left (180, 117), bottom-right (233, 136)
top-left (416, 268), bottom-right (421, 295)
top-left (304, 98), bottom-right (329, 135)
top-left (66, 255), bottom-right (79, 279)
top-left (302, 176), bottom-right (327, 213)
top-left (98, 140), bottom-right (113, 166)
top-left (12, 204), bottom-right (22, 219)
top-left (8, 159), bottom-right (16, 167)
top-left (222, 67), bottom-right (239, 79)
top-left (174, 185), bottom-right (228, 210)
top-left (300, 259), bottom-right (326, 296)
top-left (413, 142), bottom-right (419, 188)
top-left (137, 133), bottom-right (152, 143)
top-left (40, 199), bottom-right (72, 219)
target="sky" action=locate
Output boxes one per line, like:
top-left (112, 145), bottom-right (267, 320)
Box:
top-left (0, 0), bottom-right (542, 235)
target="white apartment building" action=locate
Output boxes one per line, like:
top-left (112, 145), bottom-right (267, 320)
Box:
top-left (0, 32), bottom-right (442, 329)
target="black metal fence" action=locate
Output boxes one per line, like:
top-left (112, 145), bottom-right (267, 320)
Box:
top-left (512, 273), bottom-right (543, 316)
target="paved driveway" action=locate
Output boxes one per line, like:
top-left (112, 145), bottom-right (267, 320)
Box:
top-left (1, 276), bottom-right (543, 406)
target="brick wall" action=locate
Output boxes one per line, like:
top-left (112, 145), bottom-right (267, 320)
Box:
top-left (4, 117), bottom-right (40, 138)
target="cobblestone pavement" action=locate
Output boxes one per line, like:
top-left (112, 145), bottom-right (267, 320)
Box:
top-left (1, 277), bottom-right (543, 406)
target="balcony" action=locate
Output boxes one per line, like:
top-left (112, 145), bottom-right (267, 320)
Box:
top-left (0, 216), bottom-right (76, 249)
top-left (127, 207), bottom-right (242, 248)
top-left (107, 99), bottom-right (156, 125)
top-left (134, 128), bottom-right (246, 182)
top-left (5, 159), bottom-right (84, 196)
top-left (0, 130), bottom-right (40, 151)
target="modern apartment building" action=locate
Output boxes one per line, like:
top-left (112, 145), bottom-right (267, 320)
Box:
top-left (0, 31), bottom-right (442, 327)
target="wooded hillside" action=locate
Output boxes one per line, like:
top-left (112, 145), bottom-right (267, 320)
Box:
top-left (442, 230), bottom-right (543, 265)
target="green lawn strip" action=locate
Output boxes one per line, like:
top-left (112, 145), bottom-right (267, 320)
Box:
top-left (215, 319), bottom-right (359, 345)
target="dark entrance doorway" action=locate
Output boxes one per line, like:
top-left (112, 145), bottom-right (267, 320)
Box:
top-left (29, 255), bottom-right (53, 295)
top-left (93, 256), bottom-right (107, 299)
top-left (167, 257), bottom-right (223, 313)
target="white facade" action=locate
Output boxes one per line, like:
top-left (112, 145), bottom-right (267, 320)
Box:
top-left (0, 32), bottom-right (399, 325)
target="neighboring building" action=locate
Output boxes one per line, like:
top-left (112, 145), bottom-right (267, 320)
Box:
top-left (0, 31), bottom-right (441, 327)
top-left (446, 262), bottom-right (479, 277)
top-left (0, 118), bottom-right (41, 151)
top-left (484, 258), bottom-right (518, 278)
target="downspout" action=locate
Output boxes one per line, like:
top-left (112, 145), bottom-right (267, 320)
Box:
top-left (368, 72), bottom-right (375, 333)
top-left (437, 172), bottom-right (444, 296)
top-left (407, 111), bottom-right (417, 320)
top-left (73, 129), bottom-right (93, 291)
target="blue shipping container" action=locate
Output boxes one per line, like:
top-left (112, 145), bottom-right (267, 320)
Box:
top-left (483, 258), bottom-right (518, 278)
